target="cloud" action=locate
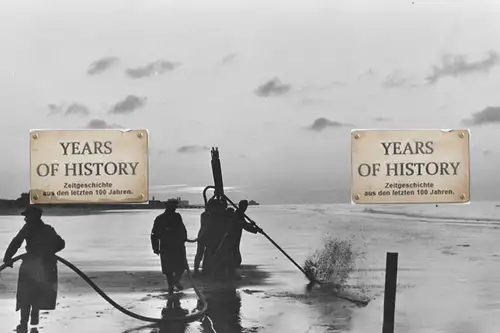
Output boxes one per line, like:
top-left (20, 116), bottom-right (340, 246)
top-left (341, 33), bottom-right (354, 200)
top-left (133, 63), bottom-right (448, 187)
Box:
top-left (374, 117), bottom-right (391, 122)
top-left (307, 117), bottom-right (351, 132)
top-left (125, 60), bottom-right (181, 79)
top-left (221, 53), bottom-right (237, 66)
top-left (382, 71), bottom-right (411, 88)
top-left (176, 145), bottom-right (210, 154)
top-left (65, 103), bottom-right (90, 116)
top-left (426, 51), bottom-right (500, 84)
top-left (109, 95), bottom-right (147, 115)
top-left (462, 106), bottom-right (500, 126)
top-left (47, 103), bottom-right (64, 115)
top-left (254, 78), bottom-right (291, 97)
top-left (87, 57), bottom-right (119, 75)
top-left (47, 103), bottom-right (90, 116)
top-left (383, 77), bottom-right (408, 88)
top-left (85, 119), bottom-right (122, 129)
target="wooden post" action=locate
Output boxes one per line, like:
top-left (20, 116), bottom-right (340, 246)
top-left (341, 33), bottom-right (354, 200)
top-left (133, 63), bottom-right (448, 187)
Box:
top-left (382, 252), bottom-right (398, 333)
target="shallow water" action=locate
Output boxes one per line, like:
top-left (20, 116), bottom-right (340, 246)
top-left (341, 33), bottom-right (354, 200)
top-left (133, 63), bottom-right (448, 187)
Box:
top-left (1, 202), bottom-right (500, 332)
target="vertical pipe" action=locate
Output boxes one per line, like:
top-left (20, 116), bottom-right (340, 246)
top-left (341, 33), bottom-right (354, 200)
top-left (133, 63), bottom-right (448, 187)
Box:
top-left (210, 147), bottom-right (224, 198)
top-left (382, 252), bottom-right (398, 333)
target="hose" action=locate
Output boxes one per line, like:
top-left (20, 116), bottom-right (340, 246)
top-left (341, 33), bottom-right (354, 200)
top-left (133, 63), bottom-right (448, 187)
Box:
top-left (0, 253), bottom-right (208, 323)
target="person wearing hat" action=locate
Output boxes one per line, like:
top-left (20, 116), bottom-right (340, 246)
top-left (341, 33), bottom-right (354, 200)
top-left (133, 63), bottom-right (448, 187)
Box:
top-left (230, 200), bottom-right (262, 269)
top-left (150, 199), bottom-right (196, 296)
top-left (2, 205), bottom-right (66, 333)
top-left (197, 198), bottom-right (228, 276)
top-left (209, 201), bottom-right (261, 279)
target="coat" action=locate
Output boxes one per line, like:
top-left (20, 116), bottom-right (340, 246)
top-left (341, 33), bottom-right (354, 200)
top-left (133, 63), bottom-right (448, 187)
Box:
top-left (230, 209), bottom-right (259, 247)
top-left (3, 221), bottom-right (65, 311)
top-left (151, 211), bottom-right (188, 274)
top-left (228, 209), bottom-right (259, 267)
top-left (197, 211), bottom-right (230, 272)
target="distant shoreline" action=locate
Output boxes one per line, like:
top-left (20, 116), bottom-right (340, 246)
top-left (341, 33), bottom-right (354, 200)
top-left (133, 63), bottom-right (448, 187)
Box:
top-left (0, 204), bottom-right (206, 217)
top-left (0, 197), bottom-right (259, 216)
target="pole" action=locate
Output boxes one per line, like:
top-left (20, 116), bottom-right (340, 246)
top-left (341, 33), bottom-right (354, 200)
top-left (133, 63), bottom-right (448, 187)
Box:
top-left (382, 252), bottom-right (398, 333)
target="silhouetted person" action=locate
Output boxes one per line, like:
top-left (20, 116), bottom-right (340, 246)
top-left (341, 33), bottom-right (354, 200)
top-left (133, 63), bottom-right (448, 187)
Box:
top-left (231, 200), bottom-right (261, 269)
top-left (209, 207), bottom-right (237, 279)
top-left (198, 198), bottom-right (227, 275)
top-left (194, 199), bottom-right (215, 274)
top-left (2, 206), bottom-right (65, 333)
top-left (151, 199), bottom-right (195, 297)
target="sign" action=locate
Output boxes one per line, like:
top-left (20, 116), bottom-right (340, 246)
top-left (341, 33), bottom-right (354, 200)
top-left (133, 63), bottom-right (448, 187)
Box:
top-left (30, 129), bottom-right (149, 204)
top-left (351, 129), bottom-right (470, 204)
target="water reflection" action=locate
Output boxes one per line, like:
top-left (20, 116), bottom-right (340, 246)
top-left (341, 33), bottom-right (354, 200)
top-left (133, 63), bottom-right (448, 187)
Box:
top-left (301, 284), bottom-right (357, 332)
top-left (120, 297), bottom-right (192, 333)
top-left (199, 287), bottom-right (243, 333)
top-left (123, 286), bottom-right (254, 333)
top-left (151, 298), bottom-right (190, 333)
top-left (123, 264), bottom-right (269, 333)
top-left (119, 287), bottom-right (242, 333)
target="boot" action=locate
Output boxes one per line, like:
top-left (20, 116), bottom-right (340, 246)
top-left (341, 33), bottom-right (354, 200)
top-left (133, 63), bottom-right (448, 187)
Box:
top-left (16, 307), bottom-right (29, 332)
top-left (30, 307), bottom-right (39, 325)
top-left (16, 325), bottom-right (28, 333)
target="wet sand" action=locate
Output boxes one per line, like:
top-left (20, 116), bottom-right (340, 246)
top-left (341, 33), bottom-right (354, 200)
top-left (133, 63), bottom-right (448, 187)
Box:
top-left (5, 203), bottom-right (499, 332)
top-left (0, 207), bottom-right (369, 333)
top-left (0, 265), bottom-right (274, 332)
top-left (0, 264), bottom-right (361, 333)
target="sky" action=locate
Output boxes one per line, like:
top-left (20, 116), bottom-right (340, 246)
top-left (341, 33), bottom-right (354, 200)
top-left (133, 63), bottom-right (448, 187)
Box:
top-left (1, 0), bottom-right (500, 204)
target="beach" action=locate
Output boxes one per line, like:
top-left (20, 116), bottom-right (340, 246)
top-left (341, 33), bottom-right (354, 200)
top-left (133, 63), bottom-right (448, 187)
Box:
top-left (2, 202), bottom-right (500, 332)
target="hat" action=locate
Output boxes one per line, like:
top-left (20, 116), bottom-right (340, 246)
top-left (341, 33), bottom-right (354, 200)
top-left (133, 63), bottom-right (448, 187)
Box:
top-left (165, 199), bottom-right (179, 207)
top-left (21, 205), bottom-right (43, 218)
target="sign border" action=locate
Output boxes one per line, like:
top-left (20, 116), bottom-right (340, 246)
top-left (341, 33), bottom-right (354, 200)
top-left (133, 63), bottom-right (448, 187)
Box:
top-left (350, 128), bottom-right (471, 205)
top-left (29, 128), bottom-right (150, 205)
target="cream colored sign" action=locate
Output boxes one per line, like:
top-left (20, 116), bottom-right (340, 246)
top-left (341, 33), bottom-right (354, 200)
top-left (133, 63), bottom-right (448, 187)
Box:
top-left (351, 129), bottom-right (470, 204)
top-left (30, 129), bottom-right (149, 204)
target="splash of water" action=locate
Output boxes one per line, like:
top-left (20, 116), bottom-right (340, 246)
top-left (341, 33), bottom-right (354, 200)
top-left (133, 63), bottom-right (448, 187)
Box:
top-left (303, 237), bottom-right (355, 287)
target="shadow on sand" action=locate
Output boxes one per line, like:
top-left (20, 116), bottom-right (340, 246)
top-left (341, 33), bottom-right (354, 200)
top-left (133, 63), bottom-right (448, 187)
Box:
top-left (121, 264), bottom-right (366, 333)
top-left (122, 265), bottom-right (268, 333)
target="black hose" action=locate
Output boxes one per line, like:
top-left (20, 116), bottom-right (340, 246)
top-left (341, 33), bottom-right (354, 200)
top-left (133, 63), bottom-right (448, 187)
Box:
top-left (0, 253), bottom-right (208, 323)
